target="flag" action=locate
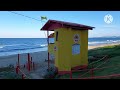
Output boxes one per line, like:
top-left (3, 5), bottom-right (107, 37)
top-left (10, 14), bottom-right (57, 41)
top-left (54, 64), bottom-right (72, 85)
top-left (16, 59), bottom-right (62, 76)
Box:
top-left (41, 16), bottom-right (47, 20)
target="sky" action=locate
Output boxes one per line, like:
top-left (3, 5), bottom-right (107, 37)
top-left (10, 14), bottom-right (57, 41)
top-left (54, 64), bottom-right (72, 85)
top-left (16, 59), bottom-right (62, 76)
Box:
top-left (0, 11), bottom-right (120, 38)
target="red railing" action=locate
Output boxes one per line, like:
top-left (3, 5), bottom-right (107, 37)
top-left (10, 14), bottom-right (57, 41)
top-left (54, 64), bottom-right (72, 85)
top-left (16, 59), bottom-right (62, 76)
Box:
top-left (15, 53), bottom-right (36, 79)
top-left (16, 65), bottom-right (30, 79)
top-left (78, 74), bottom-right (120, 79)
top-left (68, 56), bottom-right (120, 79)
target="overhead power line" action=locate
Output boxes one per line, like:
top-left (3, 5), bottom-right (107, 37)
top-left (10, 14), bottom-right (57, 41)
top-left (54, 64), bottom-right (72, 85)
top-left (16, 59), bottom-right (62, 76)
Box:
top-left (8, 11), bottom-right (42, 21)
top-left (8, 11), bottom-right (48, 38)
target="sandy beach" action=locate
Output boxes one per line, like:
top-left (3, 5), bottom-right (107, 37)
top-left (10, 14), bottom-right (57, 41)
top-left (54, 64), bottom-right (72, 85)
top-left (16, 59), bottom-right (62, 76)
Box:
top-left (0, 51), bottom-right (54, 79)
top-left (88, 43), bottom-right (120, 50)
top-left (0, 42), bottom-right (120, 79)
top-left (0, 51), bottom-right (48, 67)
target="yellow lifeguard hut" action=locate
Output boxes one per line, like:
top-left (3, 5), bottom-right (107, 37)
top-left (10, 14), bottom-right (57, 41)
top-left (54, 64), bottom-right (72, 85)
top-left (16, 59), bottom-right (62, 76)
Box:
top-left (40, 19), bottom-right (94, 75)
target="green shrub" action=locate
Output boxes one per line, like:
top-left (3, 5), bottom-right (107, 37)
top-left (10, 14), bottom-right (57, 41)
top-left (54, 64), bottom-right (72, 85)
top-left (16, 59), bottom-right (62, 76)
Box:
top-left (44, 67), bottom-right (58, 79)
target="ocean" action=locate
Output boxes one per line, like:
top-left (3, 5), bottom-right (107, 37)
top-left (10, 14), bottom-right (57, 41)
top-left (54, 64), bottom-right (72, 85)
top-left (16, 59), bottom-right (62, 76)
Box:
top-left (0, 37), bottom-right (120, 56)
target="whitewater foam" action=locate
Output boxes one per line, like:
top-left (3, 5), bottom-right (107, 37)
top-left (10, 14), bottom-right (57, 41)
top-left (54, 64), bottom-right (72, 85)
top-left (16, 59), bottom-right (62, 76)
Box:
top-left (0, 46), bottom-right (3, 49)
top-left (88, 40), bottom-right (120, 45)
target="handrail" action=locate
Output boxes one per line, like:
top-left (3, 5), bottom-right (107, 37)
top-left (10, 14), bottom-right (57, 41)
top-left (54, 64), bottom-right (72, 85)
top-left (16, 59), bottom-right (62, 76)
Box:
top-left (89, 55), bottom-right (108, 66)
top-left (72, 63), bottom-right (120, 72)
top-left (78, 56), bottom-right (109, 78)
top-left (78, 74), bottom-right (120, 79)
top-left (17, 67), bottom-right (31, 79)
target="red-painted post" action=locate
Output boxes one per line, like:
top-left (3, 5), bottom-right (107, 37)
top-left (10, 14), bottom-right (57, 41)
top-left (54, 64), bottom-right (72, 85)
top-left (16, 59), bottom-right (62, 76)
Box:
top-left (28, 53), bottom-right (30, 71)
top-left (18, 54), bottom-right (20, 68)
top-left (16, 66), bottom-right (19, 74)
top-left (22, 74), bottom-right (25, 79)
top-left (29, 54), bottom-right (31, 71)
top-left (31, 57), bottom-right (32, 69)
top-left (70, 71), bottom-right (72, 79)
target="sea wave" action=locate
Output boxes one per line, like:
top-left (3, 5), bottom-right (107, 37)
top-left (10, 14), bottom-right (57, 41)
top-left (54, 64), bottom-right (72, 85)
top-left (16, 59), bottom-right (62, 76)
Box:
top-left (0, 45), bottom-right (4, 49)
top-left (0, 44), bottom-right (48, 52)
top-left (40, 44), bottom-right (48, 47)
top-left (0, 46), bottom-right (4, 49)
top-left (0, 44), bottom-right (47, 48)
top-left (4, 44), bottom-right (27, 47)
top-left (0, 44), bottom-right (28, 48)
top-left (88, 40), bottom-right (120, 45)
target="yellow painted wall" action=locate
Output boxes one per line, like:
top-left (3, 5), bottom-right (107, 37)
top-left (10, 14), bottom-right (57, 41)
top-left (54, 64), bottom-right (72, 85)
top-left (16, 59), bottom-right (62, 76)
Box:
top-left (54, 28), bottom-right (88, 71)
top-left (79, 30), bottom-right (88, 65)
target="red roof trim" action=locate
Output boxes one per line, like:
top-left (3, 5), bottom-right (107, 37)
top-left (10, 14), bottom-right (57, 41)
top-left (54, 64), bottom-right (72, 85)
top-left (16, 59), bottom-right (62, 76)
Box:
top-left (40, 19), bottom-right (95, 31)
top-left (48, 23), bottom-right (62, 30)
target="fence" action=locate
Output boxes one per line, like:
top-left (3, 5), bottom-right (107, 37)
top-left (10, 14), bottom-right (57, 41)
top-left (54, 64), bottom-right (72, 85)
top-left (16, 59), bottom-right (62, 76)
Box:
top-left (60, 55), bottom-right (120, 79)
top-left (15, 53), bottom-right (36, 79)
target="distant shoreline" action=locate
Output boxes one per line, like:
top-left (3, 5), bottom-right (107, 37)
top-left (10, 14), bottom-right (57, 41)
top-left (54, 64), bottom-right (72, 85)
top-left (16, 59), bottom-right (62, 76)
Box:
top-left (88, 42), bottom-right (120, 50)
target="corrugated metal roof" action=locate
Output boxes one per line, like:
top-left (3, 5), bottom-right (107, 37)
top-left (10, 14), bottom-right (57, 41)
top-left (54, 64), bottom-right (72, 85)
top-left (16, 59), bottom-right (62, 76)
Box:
top-left (40, 19), bottom-right (95, 31)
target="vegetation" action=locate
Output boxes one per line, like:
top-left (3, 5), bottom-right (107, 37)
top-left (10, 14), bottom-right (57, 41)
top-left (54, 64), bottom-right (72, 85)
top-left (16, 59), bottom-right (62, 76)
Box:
top-left (43, 66), bottom-right (58, 79)
top-left (57, 44), bottom-right (120, 79)
top-left (0, 64), bottom-right (21, 79)
top-left (3, 45), bottom-right (120, 79)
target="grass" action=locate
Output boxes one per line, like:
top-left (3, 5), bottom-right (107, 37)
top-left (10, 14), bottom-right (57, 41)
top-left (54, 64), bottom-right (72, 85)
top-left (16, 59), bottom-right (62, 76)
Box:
top-left (88, 45), bottom-right (120, 58)
top-left (58, 44), bottom-right (120, 79)
top-left (0, 65), bottom-right (21, 79)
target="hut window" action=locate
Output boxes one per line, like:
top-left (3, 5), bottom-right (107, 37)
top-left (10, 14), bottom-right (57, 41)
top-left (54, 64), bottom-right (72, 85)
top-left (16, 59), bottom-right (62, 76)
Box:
top-left (56, 31), bottom-right (58, 41)
top-left (72, 44), bottom-right (80, 55)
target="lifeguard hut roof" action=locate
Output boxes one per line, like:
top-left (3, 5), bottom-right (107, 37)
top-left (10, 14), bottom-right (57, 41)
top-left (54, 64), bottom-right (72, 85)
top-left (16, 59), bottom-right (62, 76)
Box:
top-left (40, 19), bottom-right (95, 31)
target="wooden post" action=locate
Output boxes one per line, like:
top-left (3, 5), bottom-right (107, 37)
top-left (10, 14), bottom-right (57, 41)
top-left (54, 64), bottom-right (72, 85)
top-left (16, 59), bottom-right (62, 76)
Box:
top-left (70, 71), bottom-right (72, 79)
top-left (18, 54), bottom-right (20, 68)
top-left (28, 53), bottom-right (31, 71)
top-left (22, 74), bottom-right (25, 79)
top-left (16, 66), bottom-right (19, 74)
top-left (31, 57), bottom-right (32, 69)
top-left (47, 30), bottom-right (50, 71)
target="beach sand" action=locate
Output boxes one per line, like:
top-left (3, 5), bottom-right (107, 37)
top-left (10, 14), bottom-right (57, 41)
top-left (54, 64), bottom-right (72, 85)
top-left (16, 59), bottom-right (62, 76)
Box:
top-left (0, 51), bottom-right (54, 79)
top-left (0, 51), bottom-right (48, 67)
top-left (88, 43), bottom-right (120, 50)
top-left (0, 42), bottom-right (120, 79)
